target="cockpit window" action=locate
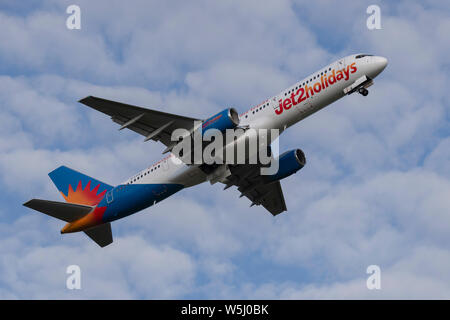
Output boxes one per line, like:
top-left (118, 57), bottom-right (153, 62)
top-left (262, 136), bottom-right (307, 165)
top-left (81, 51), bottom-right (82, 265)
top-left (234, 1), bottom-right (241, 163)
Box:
top-left (356, 54), bottom-right (373, 59)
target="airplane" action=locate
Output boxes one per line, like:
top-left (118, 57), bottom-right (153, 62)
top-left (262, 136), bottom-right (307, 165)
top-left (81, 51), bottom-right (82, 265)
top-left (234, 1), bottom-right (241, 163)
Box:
top-left (23, 54), bottom-right (388, 247)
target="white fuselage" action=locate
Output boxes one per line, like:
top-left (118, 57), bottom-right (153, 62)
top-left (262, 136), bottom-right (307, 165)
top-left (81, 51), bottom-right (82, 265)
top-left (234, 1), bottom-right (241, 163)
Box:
top-left (124, 54), bottom-right (388, 188)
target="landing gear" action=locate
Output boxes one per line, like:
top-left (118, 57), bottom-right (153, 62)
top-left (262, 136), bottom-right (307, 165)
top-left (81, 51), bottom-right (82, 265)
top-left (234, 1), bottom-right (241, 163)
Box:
top-left (358, 87), bottom-right (369, 96)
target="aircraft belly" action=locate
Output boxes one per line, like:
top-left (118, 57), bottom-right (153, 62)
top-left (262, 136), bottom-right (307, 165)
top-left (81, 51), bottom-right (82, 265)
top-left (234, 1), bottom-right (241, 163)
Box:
top-left (162, 162), bottom-right (208, 188)
top-left (101, 183), bottom-right (184, 222)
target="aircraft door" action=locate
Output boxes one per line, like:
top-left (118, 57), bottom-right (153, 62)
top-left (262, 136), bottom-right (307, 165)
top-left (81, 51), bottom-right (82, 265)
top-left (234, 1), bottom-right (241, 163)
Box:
top-left (338, 57), bottom-right (347, 69)
top-left (106, 189), bottom-right (114, 204)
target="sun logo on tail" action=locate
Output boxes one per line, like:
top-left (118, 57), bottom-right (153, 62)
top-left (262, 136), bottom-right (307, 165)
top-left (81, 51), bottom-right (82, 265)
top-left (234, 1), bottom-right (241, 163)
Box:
top-left (61, 180), bottom-right (107, 206)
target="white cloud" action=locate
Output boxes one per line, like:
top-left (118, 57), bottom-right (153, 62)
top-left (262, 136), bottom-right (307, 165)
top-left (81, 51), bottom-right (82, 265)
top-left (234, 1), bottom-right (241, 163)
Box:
top-left (0, 215), bottom-right (195, 299)
top-left (0, 0), bottom-right (449, 299)
top-left (424, 138), bottom-right (450, 178)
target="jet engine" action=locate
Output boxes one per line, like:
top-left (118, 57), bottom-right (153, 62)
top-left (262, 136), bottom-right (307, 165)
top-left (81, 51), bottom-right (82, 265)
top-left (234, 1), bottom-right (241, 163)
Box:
top-left (265, 149), bottom-right (306, 183)
top-left (202, 108), bottom-right (239, 135)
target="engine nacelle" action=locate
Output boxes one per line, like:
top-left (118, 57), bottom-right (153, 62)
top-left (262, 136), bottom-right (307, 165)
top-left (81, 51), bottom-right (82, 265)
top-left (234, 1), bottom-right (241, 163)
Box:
top-left (202, 108), bottom-right (239, 135)
top-left (265, 149), bottom-right (306, 183)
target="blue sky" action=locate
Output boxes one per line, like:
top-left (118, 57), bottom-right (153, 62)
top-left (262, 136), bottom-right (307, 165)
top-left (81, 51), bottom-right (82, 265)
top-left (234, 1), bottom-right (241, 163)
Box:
top-left (0, 0), bottom-right (449, 299)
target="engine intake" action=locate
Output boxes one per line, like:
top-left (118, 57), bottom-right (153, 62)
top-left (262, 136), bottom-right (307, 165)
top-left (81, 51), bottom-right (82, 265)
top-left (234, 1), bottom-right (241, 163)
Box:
top-left (265, 149), bottom-right (306, 183)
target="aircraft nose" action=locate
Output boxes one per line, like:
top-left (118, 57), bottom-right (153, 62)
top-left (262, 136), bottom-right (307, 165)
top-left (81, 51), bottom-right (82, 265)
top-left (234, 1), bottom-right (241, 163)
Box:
top-left (373, 56), bottom-right (388, 72)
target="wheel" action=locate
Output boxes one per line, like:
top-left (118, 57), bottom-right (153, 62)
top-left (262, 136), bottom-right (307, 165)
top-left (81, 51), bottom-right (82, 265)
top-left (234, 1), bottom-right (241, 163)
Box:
top-left (358, 87), bottom-right (369, 96)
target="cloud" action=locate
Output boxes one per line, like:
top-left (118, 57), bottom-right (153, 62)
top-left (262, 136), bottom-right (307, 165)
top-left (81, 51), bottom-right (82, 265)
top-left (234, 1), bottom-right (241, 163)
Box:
top-left (424, 138), bottom-right (450, 177)
top-left (0, 0), bottom-right (449, 299)
top-left (0, 214), bottom-right (195, 299)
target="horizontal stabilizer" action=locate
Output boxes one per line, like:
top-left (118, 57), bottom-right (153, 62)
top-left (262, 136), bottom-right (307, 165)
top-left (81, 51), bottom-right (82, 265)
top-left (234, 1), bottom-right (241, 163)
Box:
top-left (23, 199), bottom-right (92, 222)
top-left (84, 223), bottom-right (113, 247)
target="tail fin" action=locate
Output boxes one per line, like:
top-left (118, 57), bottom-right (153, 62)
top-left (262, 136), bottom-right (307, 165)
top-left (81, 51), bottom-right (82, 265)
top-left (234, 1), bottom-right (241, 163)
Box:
top-left (48, 166), bottom-right (113, 206)
top-left (23, 166), bottom-right (115, 248)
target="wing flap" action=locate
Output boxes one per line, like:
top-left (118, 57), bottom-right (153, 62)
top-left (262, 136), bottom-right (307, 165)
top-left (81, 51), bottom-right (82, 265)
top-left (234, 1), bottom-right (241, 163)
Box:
top-left (240, 181), bottom-right (287, 216)
top-left (224, 163), bottom-right (287, 216)
top-left (254, 181), bottom-right (287, 215)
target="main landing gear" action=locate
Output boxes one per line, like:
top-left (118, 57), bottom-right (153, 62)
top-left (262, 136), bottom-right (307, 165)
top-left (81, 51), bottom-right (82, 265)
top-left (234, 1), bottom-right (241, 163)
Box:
top-left (358, 87), bottom-right (369, 96)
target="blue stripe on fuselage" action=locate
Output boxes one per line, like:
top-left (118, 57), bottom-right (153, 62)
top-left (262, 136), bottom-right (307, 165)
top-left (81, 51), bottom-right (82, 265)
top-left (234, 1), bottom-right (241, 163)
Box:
top-left (99, 183), bottom-right (184, 222)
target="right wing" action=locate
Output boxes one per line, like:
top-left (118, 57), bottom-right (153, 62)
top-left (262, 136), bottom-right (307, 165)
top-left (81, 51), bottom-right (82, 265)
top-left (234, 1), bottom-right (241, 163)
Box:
top-left (79, 96), bottom-right (201, 150)
top-left (223, 164), bottom-right (287, 216)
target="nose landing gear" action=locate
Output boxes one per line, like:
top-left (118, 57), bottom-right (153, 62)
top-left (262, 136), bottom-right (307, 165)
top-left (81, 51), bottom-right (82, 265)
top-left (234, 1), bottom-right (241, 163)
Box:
top-left (358, 87), bottom-right (369, 96)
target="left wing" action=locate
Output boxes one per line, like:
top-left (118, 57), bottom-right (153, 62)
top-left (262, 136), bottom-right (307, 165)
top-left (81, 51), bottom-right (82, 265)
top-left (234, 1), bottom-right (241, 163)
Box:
top-left (223, 164), bottom-right (287, 216)
top-left (79, 96), bottom-right (201, 150)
